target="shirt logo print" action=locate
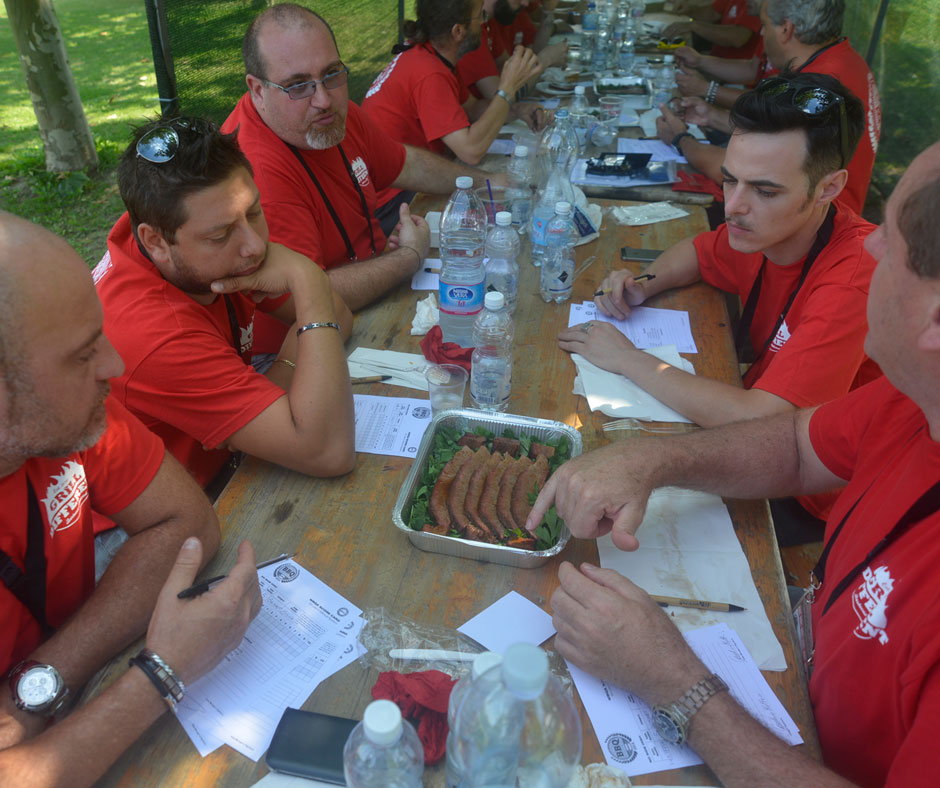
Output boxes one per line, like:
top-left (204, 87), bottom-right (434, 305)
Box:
top-left (852, 565), bottom-right (893, 645)
top-left (350, 156), bottom-right (371, 189)
top-left (769, 319), bottom-right (791, 353)
top-left (43, 461), bottom-right (89, 538)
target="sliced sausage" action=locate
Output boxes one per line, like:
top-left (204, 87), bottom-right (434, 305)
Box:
top-left (496, 456), bottom-right (532, 532)
top-left (480, 454), bottom-right (516, 538)
top-left (429, 446), bottom-right (474, 530)
top-left (457, 433), bottom-right (488, 450)
top-left (449, 447), bottom-right (490, 538)
top-left (528, 442), bottom-right (556, 461)
top-left (492, 437), bottom-right (522, 457)
top-left (511, 454), bottom-right (550, 530)
top-left (467, 450), bottom-right (504, 537)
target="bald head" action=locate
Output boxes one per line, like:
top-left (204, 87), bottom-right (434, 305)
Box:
top-left (243, 3), bottom-right (338, 80)
top-left (895, 141), bottom-right (940, 279)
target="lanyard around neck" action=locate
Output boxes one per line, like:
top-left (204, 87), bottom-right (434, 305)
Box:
top-left (796, 38), bottom-right (845, 73)
top-left (285, 141), bottom-right (377, 262)
top-left (735, 203), bottom-right (836, 370)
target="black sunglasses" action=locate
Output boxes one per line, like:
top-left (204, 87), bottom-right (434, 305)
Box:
top-left (754, 77), bottom-right (849, 169)
top-left (136, 117), bottom-right (211, 163)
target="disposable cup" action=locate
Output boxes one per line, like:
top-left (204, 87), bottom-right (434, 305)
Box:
top-left (425, 364), bottom-right (469, 415)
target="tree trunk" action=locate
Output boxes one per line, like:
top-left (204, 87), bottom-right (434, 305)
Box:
top-left (4, 0), bottom-right (98, 172)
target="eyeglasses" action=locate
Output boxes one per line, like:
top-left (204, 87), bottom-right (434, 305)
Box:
top-left (136, 117), bottom-right (210, 163)
top-left (263, 65), bottom-right (349, 101)
top-left (754, 77), bottom-right (849, 169)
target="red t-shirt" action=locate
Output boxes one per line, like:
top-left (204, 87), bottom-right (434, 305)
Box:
top-left (94, 214), bottom-right (286, 487)
top-left (1, 397), bottom-right (164, 672)
top-left (799, 39), bottom-right (882, 216)
top-left (457, 23), bottom-right (500, 99)
top-left (694, 205), bottom-right (880, 518)
top-left (708, 0), bottom-right (761, 59)
top-left (222, 96), bottom-right (406, 270)
top-left (808, 377), bottom-right (940, 787)
top-left (362, 43), bottom-right (470, 205)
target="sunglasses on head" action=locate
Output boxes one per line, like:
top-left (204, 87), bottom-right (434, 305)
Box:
top-left (753, 77), bottom-right (849, 169)
top-left (135, 117), bottom-right (211, 163)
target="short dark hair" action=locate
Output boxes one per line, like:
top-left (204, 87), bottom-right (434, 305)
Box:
top-left (403, 0), bottom-right (475, 44)
top-left (730, 71), bottom-right (864, 192)
top-left (117, 117), bottom-right (252, 243)
top-left (898, 173), bottom-right (940, 279)
top-left (243, 3), bottom-right (338, 80)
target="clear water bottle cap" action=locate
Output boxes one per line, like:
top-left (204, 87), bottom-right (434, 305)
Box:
top-left (664, 54), bottom-right (675, 63)
top-left (471, 651), bottom-right (504, 680)
top-left (455, 176), bottom-right (474, 189)
top-left (514, 144), bottom-right (529, 157)
top-left (362, 699), bottom-right (403, 746)
top-left (555, 109), bottom-right (569, 119)
top-left (502, 643), bottom-right (549, 699)
top-left (484, 291), bottom-right (506, 310)
top-left (574, 85), bottom-right (586, 95)
top-left (554, 200), bottom-right (572, 215)
top-left (495, 211), bottom-right (512, 226)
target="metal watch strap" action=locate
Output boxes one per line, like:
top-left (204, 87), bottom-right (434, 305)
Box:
top-left (296, 321), bottom-right (341, 337)
top-left (495, 88), bottom-right (513, 106)
top-left (675, 674), bottom-right (728, 717)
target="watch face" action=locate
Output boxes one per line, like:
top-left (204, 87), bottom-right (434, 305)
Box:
top-left (17, 665), bottom-right (59, 706)
top-left (653, 709), bottom-right (682, 744)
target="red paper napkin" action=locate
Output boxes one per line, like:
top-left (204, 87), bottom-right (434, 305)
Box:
top-left (372, 669), bottom-right (458, 765)
top-left (420, 325), bottom-right (473, 372)
top-left (672, 169), bottom-right (724, 202)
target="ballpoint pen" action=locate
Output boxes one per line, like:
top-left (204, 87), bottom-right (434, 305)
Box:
top-left (177, 552), bottom-right (296, 599)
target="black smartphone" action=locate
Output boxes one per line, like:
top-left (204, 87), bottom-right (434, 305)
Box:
top-left (621, 246), bottom-right (663, 263)
top-left (266, 708), bottom-right (358, 784)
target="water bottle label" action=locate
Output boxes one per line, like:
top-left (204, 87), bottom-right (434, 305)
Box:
top-left (439, 281), bottom-right (484, 315)
top-left (531, 216), bottom-right (548, 245)
top-left (572, 206), bottom-right (597, 239)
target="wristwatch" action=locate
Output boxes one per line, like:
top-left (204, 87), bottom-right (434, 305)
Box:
top-left (495, 88), bottom-right (513, 106)
top-left (8, 660), bottom-right (70, 715)
top-left (671, 131), bottom-right (694, 151)
top-left (652, 674), bottom-right (728, 745)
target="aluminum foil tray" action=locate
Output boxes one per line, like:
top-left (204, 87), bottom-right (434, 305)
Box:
top-left (392, 409), bottom-right (582, 568)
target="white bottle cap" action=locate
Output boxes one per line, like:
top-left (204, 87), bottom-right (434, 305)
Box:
top-left (555, 108), bottom-right (569, 118)
top-left (471, 651), bottom-right (504, 680)
top-left (495, 211), bottom-right (512, 226)
top-left (362, 699), bottom-right (403, 746)
top-left (484, 291), bottom-right (506, 310)
top-left (502, 643), bottom-right (549, 700)
top-left (664, 54), bottom-right (675, 63)
top-left (575, 85), bottom-right (586, 95)
top-left (455, 175), bottom-right (474, 189)
top-left (554, 200), bottom-right (572, 214)
top-left (514, 144), bottom-right (529, 157)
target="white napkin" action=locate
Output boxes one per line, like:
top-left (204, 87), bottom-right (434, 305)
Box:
top-left (611, 201), bottom-right (689, 226)
top-left (410, 292), bottom-right (439, 336)
top-left (638, 107), bottom-right (708, 139)
top-left (347, 347), bottom-right (429, 391)
top-left (571, 345), bottom-right (694, 422)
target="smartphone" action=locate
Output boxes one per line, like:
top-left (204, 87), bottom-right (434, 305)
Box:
top-left (266, 708), bottom-right (358, 784)
top-left (621, 246), bottom-right (663, 263)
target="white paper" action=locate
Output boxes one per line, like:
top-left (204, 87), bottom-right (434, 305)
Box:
top-left (347, 348), bottom-right (429, 390)
top-left (570, 159), bottom-right (679, 189)
top-left (486, 138), bottom-right (516, 155)
top-left (458, 591), bottom-right (556, 652)
top-left (411, 266), bottom-right (440, 290)
top-left (569, 301), bottom-right (698, 353)
top-left (571, 348), bottom-right (695, 423)
top-left (617, 137), bottom-right (691, 163)
top-left (611, 201), bottom-right (690, 227)
top-left (176, 561), bottom-right (364, 761)
top-left (597, 488), bottom-right (786, 671)
top-left (568, 624), bottom-right (800, 779)
top-left (353, 395), bottom-right (432, 457)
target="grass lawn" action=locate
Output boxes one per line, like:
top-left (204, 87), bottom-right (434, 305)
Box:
top-left (1, 0), bottom-right (938, 264)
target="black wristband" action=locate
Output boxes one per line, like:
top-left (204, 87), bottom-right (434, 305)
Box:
top-left (671, 131), bottom-right (693, 151)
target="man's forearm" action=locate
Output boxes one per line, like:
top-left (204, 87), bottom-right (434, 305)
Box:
top-left (326, 246), bottom-right (422, 311)
top-left (0, 668), bottom-right (167, 787)
top-left (678, 136), bottom-right (725, 183)
top-left (692, 22), bottom-right (753, 49)
top-left (698, 54), bottom-right (758, 85)
top-left (392, 146), bottom-right (487, 196)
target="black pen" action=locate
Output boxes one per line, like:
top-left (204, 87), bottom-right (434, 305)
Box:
top-left (595, 273), bottom-right (655, 297)
top-left (177, 552), bottom-right (295, 599)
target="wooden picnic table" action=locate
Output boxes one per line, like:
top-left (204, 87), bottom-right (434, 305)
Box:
top-left (90, 195), bottom-right (817, 787)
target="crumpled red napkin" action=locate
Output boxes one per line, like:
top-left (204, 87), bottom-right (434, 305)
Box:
top-left (420, 325), bottom-right (473, 372)
top-left (372, 669), bottom-right (458, 765)
top-left (672, 169), bottom-right (724, 202)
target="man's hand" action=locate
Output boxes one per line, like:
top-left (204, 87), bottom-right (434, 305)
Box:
top-left (552, 562), bottom-right (708, 702)
top-left (594, 269), bottom-right (649, 319)
top-left (209, 243), bottom-right (326, 301)
top-left (145, 538), bottom-right (262, 685)
top-left (499, 46), bottom-right (544, 95)
top-left (677, 95), bottom-right (715, 128)
top-left (655, 102), bottom-right (689, 145)
top-left (536, 40), bottom-right (568, 69)
top-left (386, 203), bottom-right (430, 268)
top-left (557, 320), bottom-right (638, 374)
top-left (676, 64), bottom-right (709, 98)
top-left (514, 101), bottom-right (551, 132)
top-left (673, 45), bottom-right (701, 70)
top-left (663, 20), bottom-right (694, 39)
top-left (525, 441), bottom-right (657, 550)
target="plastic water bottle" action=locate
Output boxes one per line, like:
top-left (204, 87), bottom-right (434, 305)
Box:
top-left (343, 700), bottom-right (424, 788)
top-left (540, 201), bottom-right (575, 303)
top-left (618, 22), bottom-right (636, 74)
top-left (484, 212), bottom-right (520, 313)
top-left (570, 85), bottom-right (589, 114)
top-left (594, 23), bottom-right (609, 71)
top-left (582, 1), bottom-right (598, 30)
top-left (530, 169), bottom-right (576, 268)
top-left (450, 643), bottom-right (582, 788)
top-left (439, 176), bottom-right (487, 347)
top-left (507, 145), bottom-right (534, 235)
top-left (536, 108), bottom-right (580, 182)
top-left (445, 652), bottom-right (503, 788)
top-left (470, 292), bottom-right (514, 412)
